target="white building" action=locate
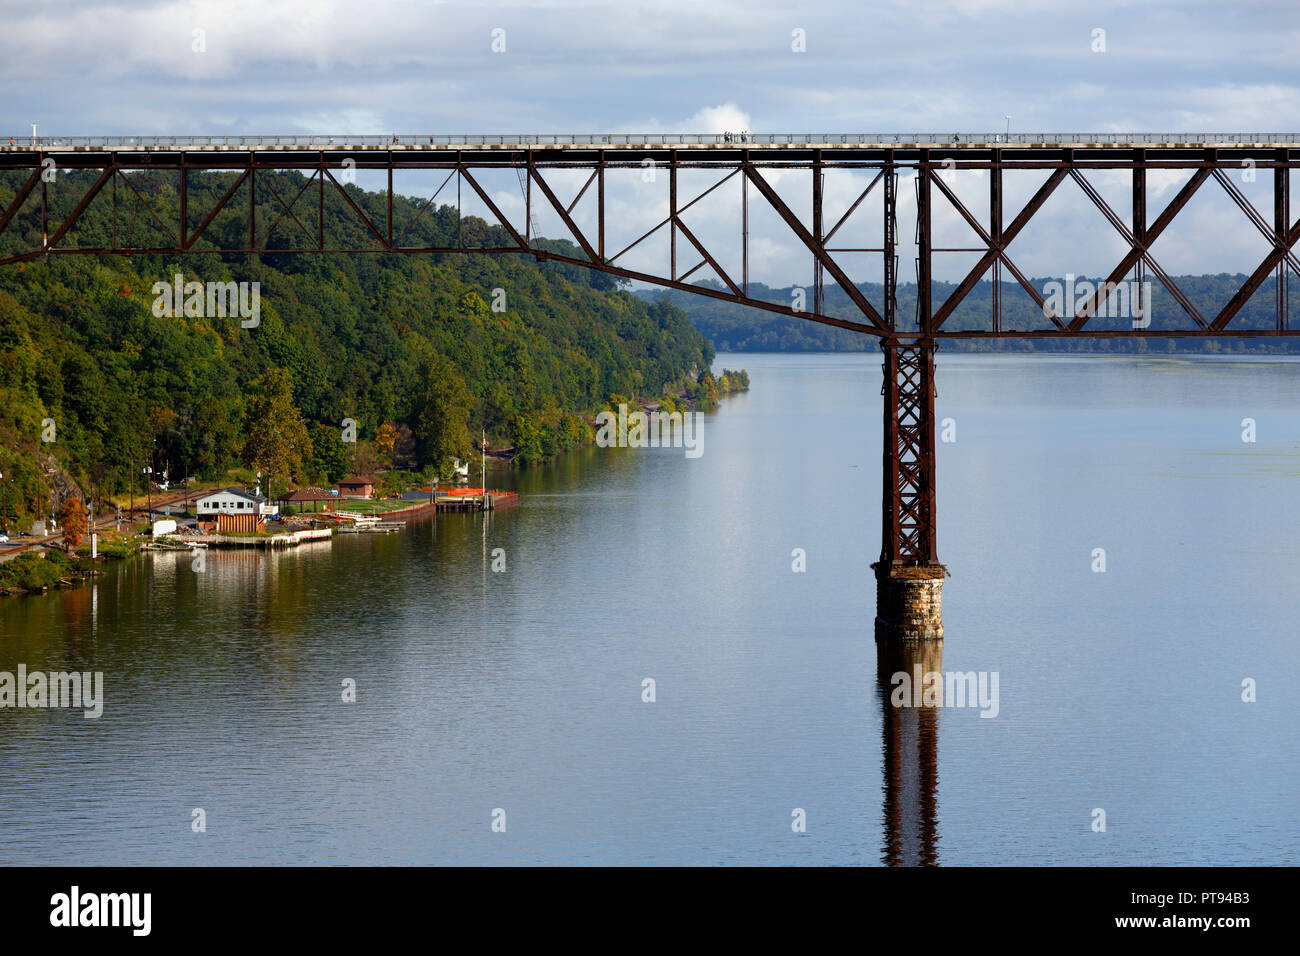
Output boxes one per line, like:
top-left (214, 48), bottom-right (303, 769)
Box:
top-left (195, 488), bottom-right (279, 519)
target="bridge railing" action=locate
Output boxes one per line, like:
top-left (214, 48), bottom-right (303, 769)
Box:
top-left (4, 133), bottom-right (1298, 149)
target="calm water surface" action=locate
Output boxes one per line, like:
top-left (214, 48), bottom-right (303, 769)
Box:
top-left (1, 352), bottom-right (1297, 865)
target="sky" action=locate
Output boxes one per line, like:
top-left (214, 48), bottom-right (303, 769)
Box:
top-left (3, 0), bottom-right (1297, 289)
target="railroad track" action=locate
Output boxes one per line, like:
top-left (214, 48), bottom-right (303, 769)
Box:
top-left (1, 487), bottom-right (213, 561)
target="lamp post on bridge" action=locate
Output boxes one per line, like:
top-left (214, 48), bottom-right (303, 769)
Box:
top-left (142, 466), bottom-right (152, 527)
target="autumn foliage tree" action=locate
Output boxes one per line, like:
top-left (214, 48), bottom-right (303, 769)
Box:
top-left (374, 423), bottom-right (398, 465)
top-left (59, 497), bottom-right (88, 553)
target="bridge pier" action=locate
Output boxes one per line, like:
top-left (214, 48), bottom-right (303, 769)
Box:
top-left (873, 339), bottom-right (944, 642)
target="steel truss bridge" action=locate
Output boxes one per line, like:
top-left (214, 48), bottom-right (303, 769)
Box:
top-left (2, 134), bottom-right (1297, 630)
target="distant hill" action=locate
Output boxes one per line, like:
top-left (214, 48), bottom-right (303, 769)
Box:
top-left (635, 278), bottom-right (1300, 354)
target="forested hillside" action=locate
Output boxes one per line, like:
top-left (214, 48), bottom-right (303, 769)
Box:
top-left (0, 169), bottom-right (714, 525)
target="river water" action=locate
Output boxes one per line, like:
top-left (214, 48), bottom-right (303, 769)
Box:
top-left (1, 352), bottom-right (1297, 865)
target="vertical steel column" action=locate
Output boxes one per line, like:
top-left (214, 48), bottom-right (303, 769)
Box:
top-left (742, 153), bottom-right (749, 295)
top-left (318, 153), bottom-right (325, 251)
top-left (597, 150), bottom-right (605, 261)
top-left (40, 151), bottom-right (47, 250)
top-left (1277, 149), bottom-right (1289, 331)
top-left (991, 150), bottom-right (1002, 333)
top-left (879, 342), bottom-right (938, 566)
top-left (884, 150), bottom-right (896, 332)
top-left (916, 152), bottom-right (938, 565)
top-left (669, 150), bottom-right (677, 281)
top-left (881, 343), bottom-right (901, 563)
top-left (248, 153), bottom-right (256, 253)
top-left (813, 149), bottom-right (824, 315)
top-left (180, 153), bottom-right (187, 249)
top-left (917, 153), bottom-right (932, 340)
top-left (1134, 150), bottom-right (1146, 324)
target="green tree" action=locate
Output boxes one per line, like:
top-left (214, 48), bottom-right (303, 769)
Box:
top-left (242, 368), bottom-right (312, 498)
top-left (192, 396), bottom-right (241, 479)
top-left (411, 353), bottom-right (474, 475)
top-left (308, 422), bottom-right (351, 485)
top-left (511, 414), bottom-right (545, 466)
top-left (693, 370), bottom-right (720, 407)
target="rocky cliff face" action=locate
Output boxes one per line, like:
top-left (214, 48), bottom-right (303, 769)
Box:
top-left (38, 450), bottom-right (84, 517)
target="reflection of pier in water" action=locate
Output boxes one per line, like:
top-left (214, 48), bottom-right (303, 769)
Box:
top-left (142, 538), bottom-right (336, 601)
top-left (877, 640), bottom-right (942, 867)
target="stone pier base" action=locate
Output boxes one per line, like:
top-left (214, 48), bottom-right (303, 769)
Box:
top-left (873, 564), bottom-right (945, 642)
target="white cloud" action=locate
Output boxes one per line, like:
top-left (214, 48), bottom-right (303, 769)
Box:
top-left (676, 103), bottom-right (752, 135)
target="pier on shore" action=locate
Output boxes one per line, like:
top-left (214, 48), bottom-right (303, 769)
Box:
top-left (432, 489), bottom-right (519, 513)
top-left (167, 528), bottom-right (333, 549)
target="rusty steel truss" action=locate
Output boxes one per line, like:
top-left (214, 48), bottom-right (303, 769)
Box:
top-left (2, 141), bottom-right (1297, 567)
top-left (880, 342), bottom-right (938, 568)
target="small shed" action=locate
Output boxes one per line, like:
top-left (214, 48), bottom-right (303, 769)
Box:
top-left (216, 512), bottom-right (264, 535)
top-left (337, 476), bottom-right (377, 499)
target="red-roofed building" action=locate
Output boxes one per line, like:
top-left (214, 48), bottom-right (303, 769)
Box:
top-left (336, 476), bottom-right (377, 499)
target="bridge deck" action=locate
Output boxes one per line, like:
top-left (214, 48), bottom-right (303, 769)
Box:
top-left (3, 133), bottom-right (1299, 153)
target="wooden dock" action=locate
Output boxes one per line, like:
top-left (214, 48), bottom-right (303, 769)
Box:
top-left (435, 490), bottom-right (519, 513)
top-left (169, 528), bottom-right (333, 549)
top-left (336, 522), bottom-right (404, 534)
